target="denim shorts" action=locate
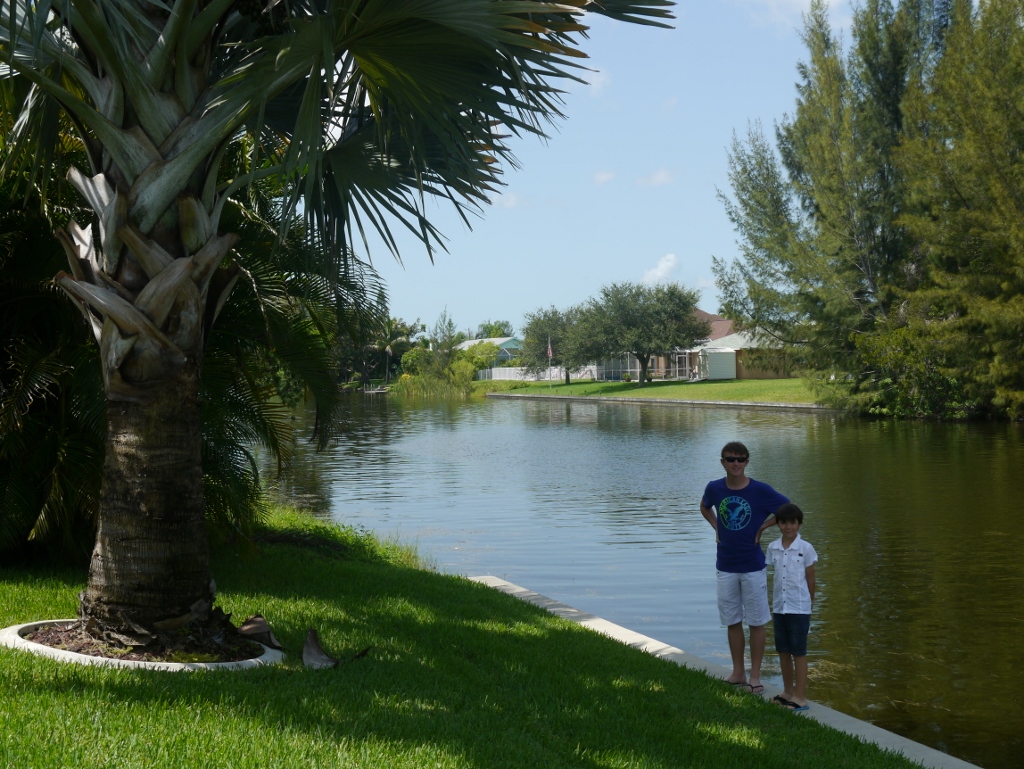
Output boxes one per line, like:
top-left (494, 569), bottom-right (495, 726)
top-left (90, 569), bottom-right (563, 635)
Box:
top-left (773, 612), bottom-right (810, 656)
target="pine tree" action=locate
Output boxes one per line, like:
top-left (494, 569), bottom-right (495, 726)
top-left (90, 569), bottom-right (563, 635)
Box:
top-left (715, 0), bottom-right (936, 406)
top-left (899, 0), bottom-right (1024, 417)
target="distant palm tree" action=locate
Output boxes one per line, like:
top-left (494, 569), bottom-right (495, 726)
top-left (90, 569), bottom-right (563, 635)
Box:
top-left (372, 317), bottom-right (415, 384)
top-left (0, 0), bottom-right (672, 629)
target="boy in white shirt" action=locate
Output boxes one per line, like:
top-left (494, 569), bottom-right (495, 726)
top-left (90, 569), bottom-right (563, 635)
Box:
top-left (766, 502), bottom-right (817, 711)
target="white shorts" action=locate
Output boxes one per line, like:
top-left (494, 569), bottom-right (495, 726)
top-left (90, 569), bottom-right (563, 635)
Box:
top-left (717, 568), bottom-right (770, 627)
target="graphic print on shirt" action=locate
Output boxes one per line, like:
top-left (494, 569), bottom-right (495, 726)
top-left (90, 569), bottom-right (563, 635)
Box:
top-left (717, 497), bottom-right (752, 530)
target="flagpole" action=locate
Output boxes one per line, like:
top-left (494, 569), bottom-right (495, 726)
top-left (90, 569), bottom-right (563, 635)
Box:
top-left (547, 336), bottom-right (552, 389)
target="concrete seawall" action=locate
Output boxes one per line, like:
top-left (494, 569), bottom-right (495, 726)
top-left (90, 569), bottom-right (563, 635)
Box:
top-left (485, 391), bottom-right (829, 412)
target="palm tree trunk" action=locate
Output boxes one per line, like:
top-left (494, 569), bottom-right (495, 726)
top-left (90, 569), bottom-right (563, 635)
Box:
top-left (80, 362), bottom-right (212, 627)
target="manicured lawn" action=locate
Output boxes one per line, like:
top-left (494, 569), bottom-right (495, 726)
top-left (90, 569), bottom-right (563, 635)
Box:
top-left (0, 509), bottom-right (915, 768)
top-left (476, 377), bottom-right (817, 404)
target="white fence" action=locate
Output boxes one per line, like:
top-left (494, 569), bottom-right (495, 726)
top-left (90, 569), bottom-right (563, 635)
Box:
top-left (476, 366), bottom-right (601, 381)
top-left (475, 352), bottom-right (735, 382)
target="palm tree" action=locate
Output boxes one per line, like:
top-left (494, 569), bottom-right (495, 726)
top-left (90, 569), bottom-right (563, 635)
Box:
top-left (0, 0), bottom-right (672, 629)
top-left (0, 169), bottom-right (384, 563)
top-left (372, 317), bottom-right (416, 384)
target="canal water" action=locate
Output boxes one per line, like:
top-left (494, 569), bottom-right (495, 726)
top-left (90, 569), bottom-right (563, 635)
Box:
top-left (265, 395), bottom-right (1024, 769)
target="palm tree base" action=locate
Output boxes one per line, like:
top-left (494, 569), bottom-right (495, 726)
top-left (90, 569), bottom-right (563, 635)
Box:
top-left (0, 616), bottom-right (281, 669)
top-left (81, 368), bottom-right (213, 628)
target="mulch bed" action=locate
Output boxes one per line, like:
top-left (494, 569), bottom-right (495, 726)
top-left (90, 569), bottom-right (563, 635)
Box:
top-left (26, 620), bottom-right (265, 664)
top-left (19, 531), bottom-right (340, 665)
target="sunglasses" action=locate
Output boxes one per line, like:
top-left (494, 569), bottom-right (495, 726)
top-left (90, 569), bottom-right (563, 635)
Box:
top-left (722, 456), bottom-right (748, 463)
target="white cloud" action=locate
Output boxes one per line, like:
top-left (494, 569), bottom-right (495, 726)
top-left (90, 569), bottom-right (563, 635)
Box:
top-left (696, 276), bottom-right (717, 291)
top-left (730, 0), bottom-right (850, 32)
top-left (587, 68), bottom-right (610, 95)
top-left (732, 0), bottom-right (810, 26)
top-left (643, 254), bottom-right (678, 284)
top-left (635, 168), bottom-right (674, 186)
top-left (496, 192), bottom-right (526, 209)
top-left (593, 170), bottom-right (615, 186)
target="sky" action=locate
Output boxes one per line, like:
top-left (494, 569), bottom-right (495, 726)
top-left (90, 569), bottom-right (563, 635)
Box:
top-left (367, 0), bottom-right (852, 337)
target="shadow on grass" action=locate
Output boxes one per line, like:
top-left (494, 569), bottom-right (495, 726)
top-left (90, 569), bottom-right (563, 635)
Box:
top-left (0, 565), bottom-right (84, 588)
top-left (2, 540), bottom-right (922, 769)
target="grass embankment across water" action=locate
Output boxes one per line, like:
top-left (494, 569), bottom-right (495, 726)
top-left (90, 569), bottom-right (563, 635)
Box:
top-left (474, 377), bottom-right (818, 405)
top-left (1, 508), bottom-right (916, 769)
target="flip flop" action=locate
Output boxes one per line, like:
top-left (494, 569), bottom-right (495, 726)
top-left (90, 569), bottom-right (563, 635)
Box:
top-left (730, 681), bottom-right (753, 692)
top-left (772, 695), bottom-right (797, 707)
top-left (789, 704), bottom-right (810, 712)
top-left (750, 684), bottom-right (764, 695)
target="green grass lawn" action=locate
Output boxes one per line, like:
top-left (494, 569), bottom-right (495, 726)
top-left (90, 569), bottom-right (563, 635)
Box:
top-left (475, 377), bottom-right (817, 404)
top-left (0, 509), bottom-right (917, 768)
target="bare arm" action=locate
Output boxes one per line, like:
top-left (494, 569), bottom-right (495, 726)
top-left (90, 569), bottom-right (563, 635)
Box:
top-left (805, 564), bottom-right (816, 605)
top-left (754, 515), bottom-right (777, 544)
top-left (699, 503), bottom-right (719, 543)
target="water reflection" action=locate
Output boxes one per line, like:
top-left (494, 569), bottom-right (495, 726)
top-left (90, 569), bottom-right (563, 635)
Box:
top-left (261, 396), bottom-right (1023, 769)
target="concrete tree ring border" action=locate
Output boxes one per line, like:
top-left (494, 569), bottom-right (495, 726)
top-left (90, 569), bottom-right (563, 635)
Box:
top-left (0, 620), bottom-right (285, 671)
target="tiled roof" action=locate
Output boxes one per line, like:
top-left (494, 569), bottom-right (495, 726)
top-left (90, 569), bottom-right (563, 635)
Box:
top-left (695, 309), bottom-right (734, 341)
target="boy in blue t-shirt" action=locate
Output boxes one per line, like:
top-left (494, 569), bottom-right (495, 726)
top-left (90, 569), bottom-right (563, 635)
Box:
top-left (700, 441), bottom-right (789, 694)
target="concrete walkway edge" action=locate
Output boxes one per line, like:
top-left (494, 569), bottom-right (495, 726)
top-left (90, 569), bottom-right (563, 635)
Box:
top-left (485, 391), bottom-right (828, 412)
top-left (469, 576), bottom-right (979, 769)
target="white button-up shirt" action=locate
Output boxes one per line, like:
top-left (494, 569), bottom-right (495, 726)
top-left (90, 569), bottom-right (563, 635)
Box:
top-left (766, 533), bottom-right (817, 614)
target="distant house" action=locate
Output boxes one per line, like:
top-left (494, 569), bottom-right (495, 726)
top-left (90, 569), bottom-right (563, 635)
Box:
top-left (455, 336), bottom-right (523, 366)
top-left (681, 330), bottom-right (790, 381)
top-left (604, 311), bottom-right (790, 381)
top-left (695, 308), bottom-right (735, 341)
top-left (670, 311), bottom-right (737, 380)
top-left (604, 310), bottom-right (733, 381)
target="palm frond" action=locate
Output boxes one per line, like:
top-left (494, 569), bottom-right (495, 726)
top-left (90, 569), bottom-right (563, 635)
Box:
top-left (0, 175), bottom-right (104, 559)
top-left (0, 341), bottom-right (69, 432)
top-left (202, 438), bottom-right (268, 545)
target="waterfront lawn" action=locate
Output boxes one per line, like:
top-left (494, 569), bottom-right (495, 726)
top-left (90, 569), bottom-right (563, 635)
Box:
top-left (1, 509), bottom-right (917, 769)
top-left (476, 377), bottom-right (817, 404)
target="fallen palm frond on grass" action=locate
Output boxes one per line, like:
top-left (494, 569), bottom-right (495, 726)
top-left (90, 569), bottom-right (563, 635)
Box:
top-left (0, 507), bottom-right (919, 769)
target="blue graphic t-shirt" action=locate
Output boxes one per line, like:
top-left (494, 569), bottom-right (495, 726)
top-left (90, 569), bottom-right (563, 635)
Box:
top-left (701, 478), bottom-right (789, 573)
